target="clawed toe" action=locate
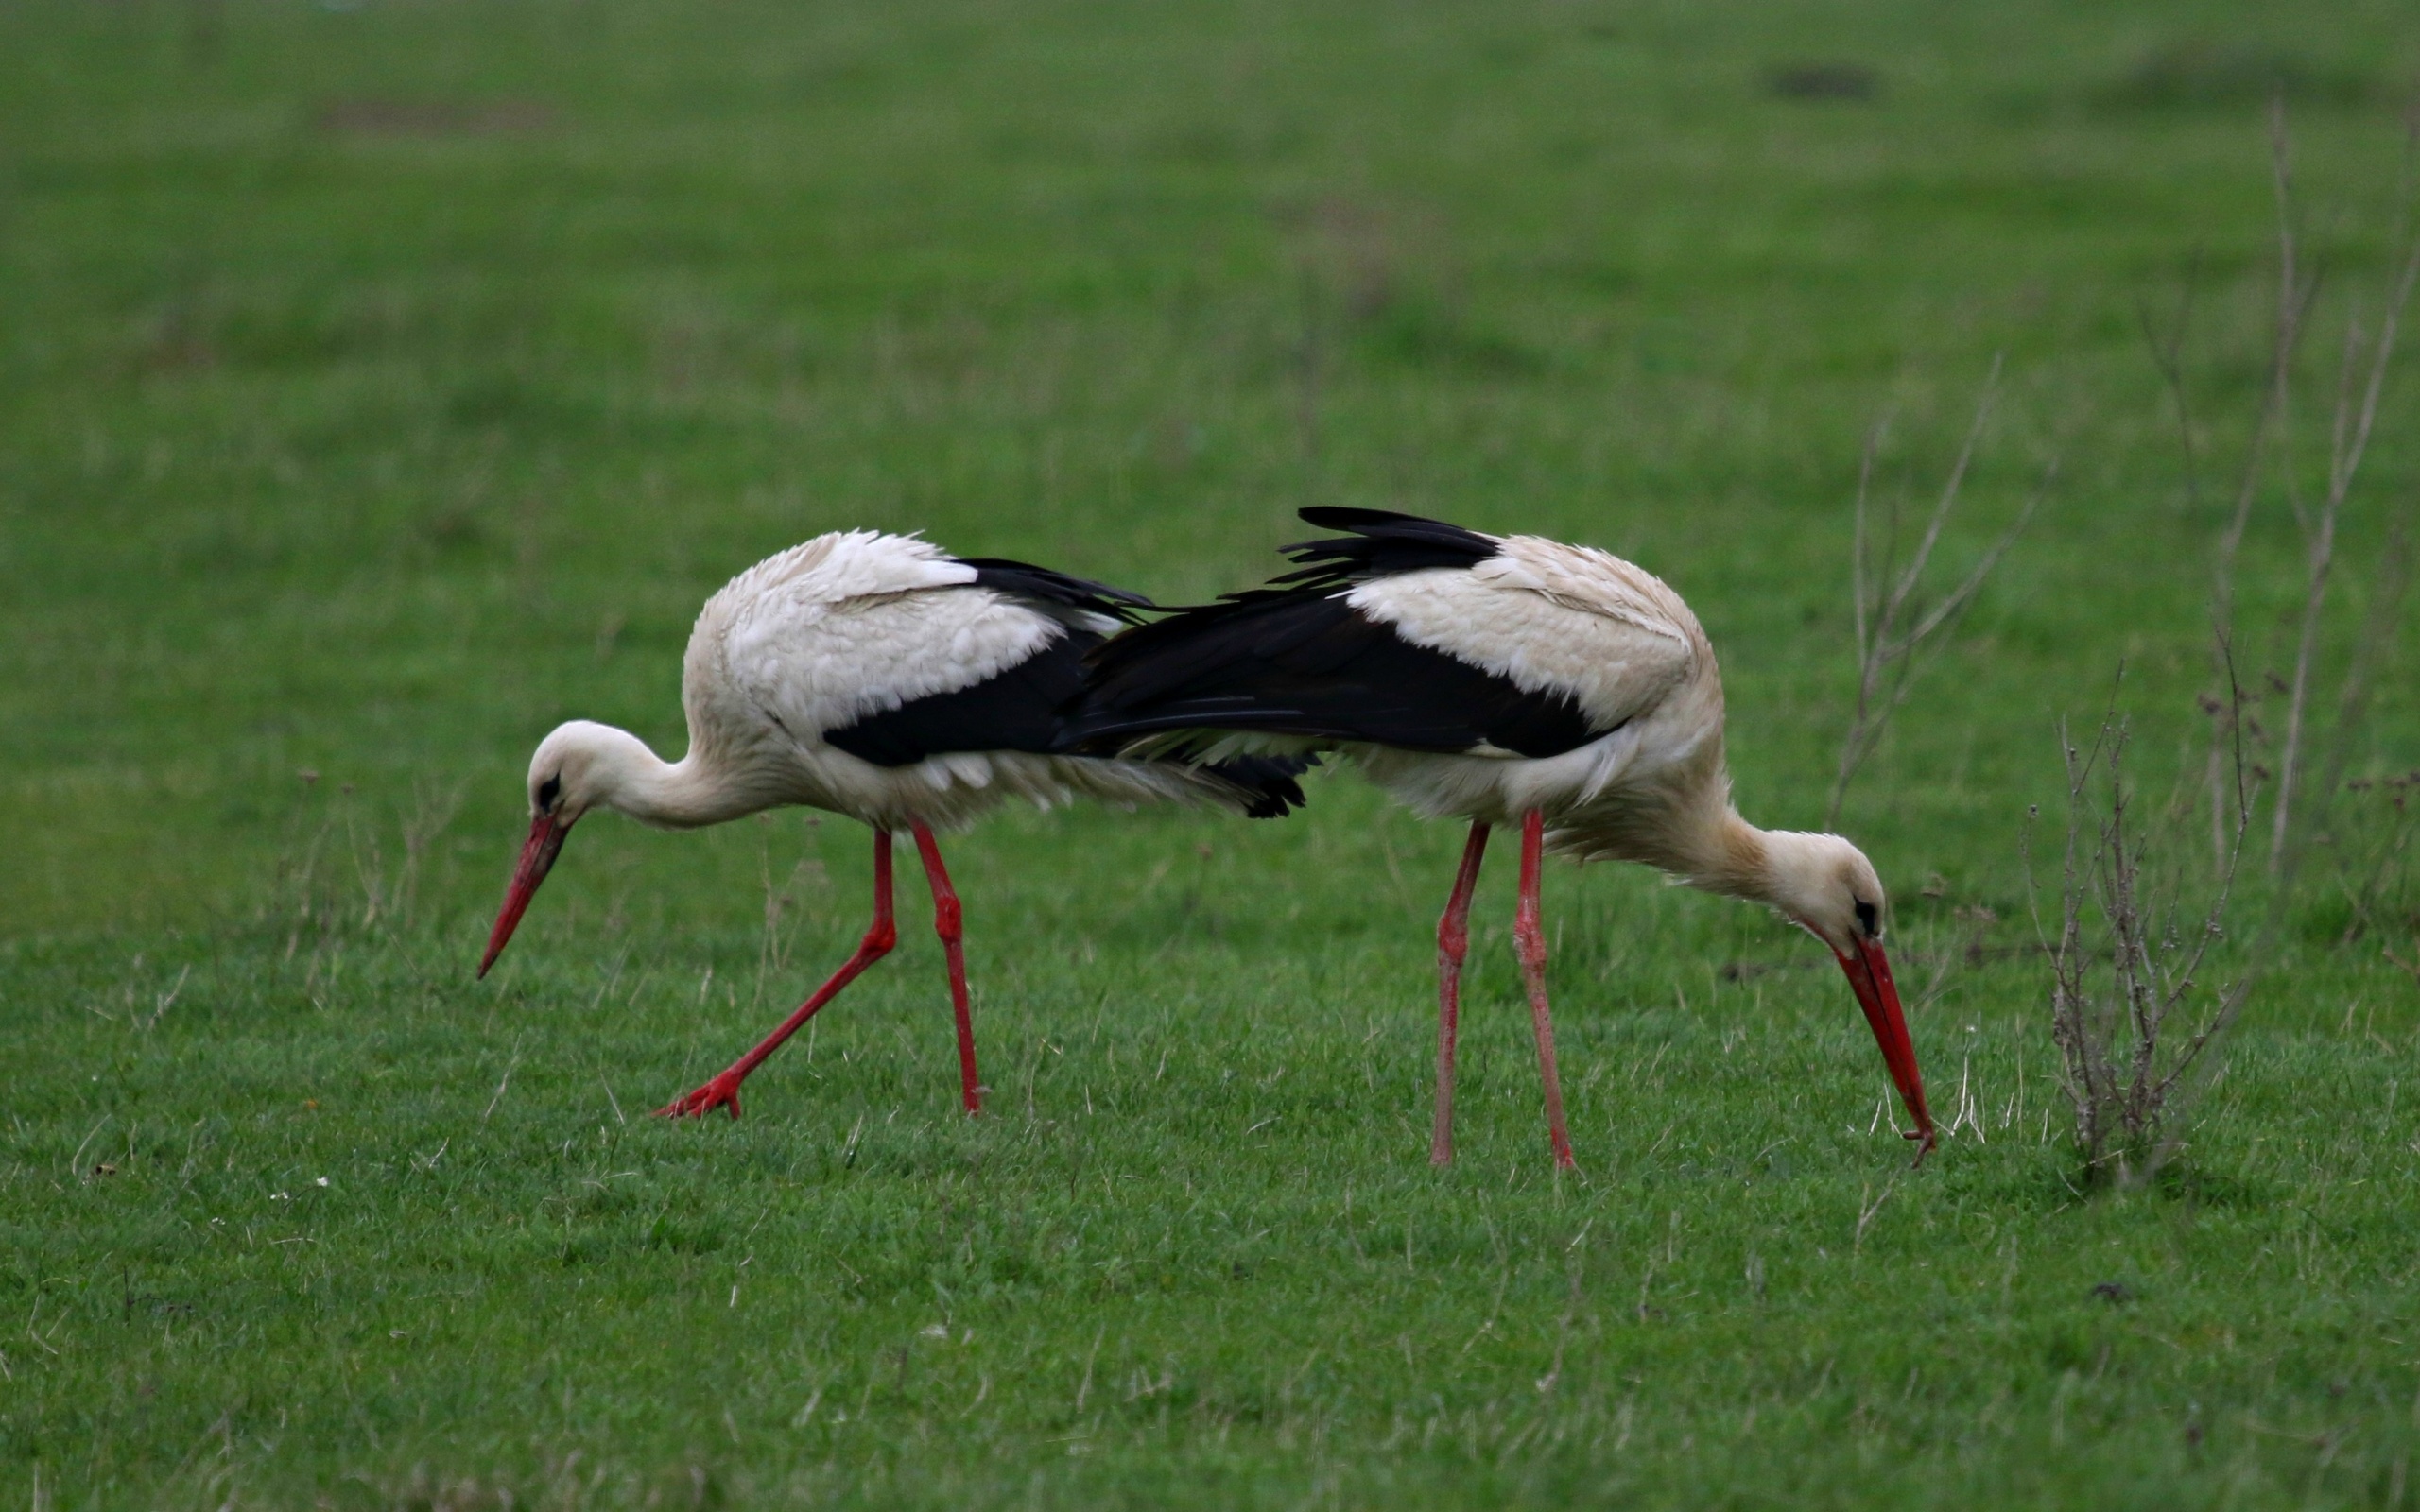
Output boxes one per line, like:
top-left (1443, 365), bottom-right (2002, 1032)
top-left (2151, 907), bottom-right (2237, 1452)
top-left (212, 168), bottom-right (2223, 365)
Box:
top-left (655, 1078), bottom-right (742, 1120)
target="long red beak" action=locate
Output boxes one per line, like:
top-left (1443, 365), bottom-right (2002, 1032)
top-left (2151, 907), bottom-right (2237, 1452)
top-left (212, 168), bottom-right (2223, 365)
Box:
top-left (478, 814), bottom-right (569, 978)
top-left (1835, 938), bottom-right (1936, 1163)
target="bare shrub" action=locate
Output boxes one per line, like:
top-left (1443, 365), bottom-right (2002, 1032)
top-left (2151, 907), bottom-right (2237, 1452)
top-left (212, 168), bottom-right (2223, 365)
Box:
top-left (2051, 111), bottom-right (2420, 1189)
top-left (1828, 357), bottom-right (2046, 825)
top-left (2157, 105), bottom-right (2420, 880)
top-left (2027, 674), bottom-right (2259, 1183)
top-left (2266, 220), bottom-right (2418, 869)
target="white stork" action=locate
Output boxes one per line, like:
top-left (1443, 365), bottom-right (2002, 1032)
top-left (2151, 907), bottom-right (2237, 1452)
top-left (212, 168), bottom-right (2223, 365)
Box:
top-left (476, 529), bottom-right (1306, 1119)
top-left (1065, 507), bottom-right (1934, 1169)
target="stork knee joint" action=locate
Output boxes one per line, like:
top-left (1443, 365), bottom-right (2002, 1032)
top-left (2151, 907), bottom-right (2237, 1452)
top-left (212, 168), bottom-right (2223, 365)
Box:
top-left (1514, 919), bottom-right (1547, 971)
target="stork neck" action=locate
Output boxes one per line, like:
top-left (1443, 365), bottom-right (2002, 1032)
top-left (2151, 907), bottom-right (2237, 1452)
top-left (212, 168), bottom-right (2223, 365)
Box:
top-left (595, 732), bottom-right (760, 830)
top-left (1669, 806), bottom-right (1779, 907)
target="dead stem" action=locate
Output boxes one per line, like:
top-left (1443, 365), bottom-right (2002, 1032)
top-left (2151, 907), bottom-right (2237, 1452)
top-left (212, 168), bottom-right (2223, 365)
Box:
top-left (1829, 356), bottom-right (2043, 825)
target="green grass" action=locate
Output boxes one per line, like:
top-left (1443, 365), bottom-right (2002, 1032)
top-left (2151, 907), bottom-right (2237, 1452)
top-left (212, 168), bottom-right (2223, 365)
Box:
top-left (7, 0), bottom-right (2420, 1505)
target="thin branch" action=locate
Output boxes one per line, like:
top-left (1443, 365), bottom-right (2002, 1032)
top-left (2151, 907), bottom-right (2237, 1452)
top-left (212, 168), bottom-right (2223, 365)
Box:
top-left (1828, 360), bottom-right (2033, 826)
top-left (2138, 251), bottom-right (2208, 517)
top-left (2304, 512), bottom-right (2418, 934)
top-left (1881, 355), bottom-right (2005, 636)
top-left (1851, 419), bottom-right (1885, 679)
top-left (2271, 225), bottom-right (2420, 867)
top-left (2205, 107), bottom-right (2317, 867)
top-left (1893, 465), bottom-right (2049, 654)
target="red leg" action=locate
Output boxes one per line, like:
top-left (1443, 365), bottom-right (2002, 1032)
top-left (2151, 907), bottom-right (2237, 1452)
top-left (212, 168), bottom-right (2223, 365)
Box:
top-left (1514, 809), bottom-right (1578, 1170)
top-left (1431, 821), bottom-right (1490, 1166)
top-left (912, 822), bottom-right (982, 1115)
top-left (658, 829), bottom-right (897, 1119)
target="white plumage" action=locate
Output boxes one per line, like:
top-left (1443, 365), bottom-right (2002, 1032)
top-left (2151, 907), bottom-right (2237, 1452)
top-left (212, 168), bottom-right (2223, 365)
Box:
top-left (477, 528), bottom-right (1305, 1120)
top-left (615, 529), bottom-right (1272, 832)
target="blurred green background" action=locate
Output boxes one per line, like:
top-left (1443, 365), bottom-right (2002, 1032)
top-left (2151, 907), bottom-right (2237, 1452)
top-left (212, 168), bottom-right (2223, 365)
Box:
top-left (6, 3), bottom-right (2420, 1508)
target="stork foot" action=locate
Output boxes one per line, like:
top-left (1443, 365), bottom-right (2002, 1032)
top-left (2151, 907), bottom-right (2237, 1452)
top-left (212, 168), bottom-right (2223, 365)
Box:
top-left (656, 1073), bottom-right (744, 1120)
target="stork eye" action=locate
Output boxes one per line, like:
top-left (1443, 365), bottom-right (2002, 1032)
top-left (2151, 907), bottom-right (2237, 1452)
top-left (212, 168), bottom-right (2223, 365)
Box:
top-left (537, 775), bottom-right (562, 811)
top-left (1853, 900), bottom-right (1879, 937)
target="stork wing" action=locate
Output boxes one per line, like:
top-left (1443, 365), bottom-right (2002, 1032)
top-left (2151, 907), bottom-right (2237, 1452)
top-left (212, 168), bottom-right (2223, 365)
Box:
top-left (1362, 535), bottom-right (1700, 735)
top-left (692, 533), bottom-right (1087, 758)
top-left (1066, 528), bottom-right (1697, 761)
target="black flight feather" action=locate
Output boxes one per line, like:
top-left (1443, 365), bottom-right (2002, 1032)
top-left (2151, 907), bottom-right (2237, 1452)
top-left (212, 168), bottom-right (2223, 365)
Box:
top-left (1063, 510), bottom-right (1599, 761)
top-left (824, 633), bottom-right (1096, 768)
top-left (1201, 753), bottom-right (1315, 818)
top-left (823, 562), bottom-right (1313, 816)
top-left (958, 558), bottom-right (1154, 625)
top-left (1273, 507), bottom-right (1501, 589)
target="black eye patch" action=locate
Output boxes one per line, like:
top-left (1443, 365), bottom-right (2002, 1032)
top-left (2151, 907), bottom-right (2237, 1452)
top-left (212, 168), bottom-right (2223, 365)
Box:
top-left (1854, 900), bottom-right (1879, 937)
top-left (537, 775), bottom-right (562, 811)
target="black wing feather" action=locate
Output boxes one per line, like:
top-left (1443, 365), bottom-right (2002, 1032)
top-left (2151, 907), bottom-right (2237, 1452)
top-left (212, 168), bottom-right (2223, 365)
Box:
top-left (959, 558), bottom-right (1153, 625)
top-left (823, 614), bottom-right (1315, 816)
top-left (1202, 754), bottom-right (1315, 818)
top-left (1271, 507), bottom-right (1501, 591)
top-left (824, 631), bottom-right (1097, 766)
top-left (1063, 507), bottom-right (1604, 760)
top-left (1066, 590), bottom-right (1599, 760)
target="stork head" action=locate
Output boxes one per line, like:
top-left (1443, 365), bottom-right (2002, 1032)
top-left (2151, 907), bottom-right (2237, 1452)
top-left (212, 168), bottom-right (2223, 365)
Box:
top-left (477, 721), bottom-right (642, 978)
top-left (1761, 831), bottom-right (1886, 954)
top-left (1760, 831), bottom-right (1935, 1161)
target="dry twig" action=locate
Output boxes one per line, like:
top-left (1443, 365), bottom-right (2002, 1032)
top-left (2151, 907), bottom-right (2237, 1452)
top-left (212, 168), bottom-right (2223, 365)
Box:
top-left (1829, 357), bottom-right (2046, 824)
top-left (2270, 226), bottom-right (2420, 867)
top-left (2190, 112), bottom-right (2323, 865)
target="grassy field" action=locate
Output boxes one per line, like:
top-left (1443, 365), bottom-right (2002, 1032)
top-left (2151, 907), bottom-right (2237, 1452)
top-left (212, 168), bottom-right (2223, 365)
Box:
top-left (7, 0), bottom-right (2420, 1505)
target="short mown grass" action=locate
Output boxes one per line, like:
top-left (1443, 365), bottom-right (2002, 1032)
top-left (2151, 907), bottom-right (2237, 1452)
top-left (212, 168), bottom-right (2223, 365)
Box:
top-left (5, 0), bottom-right (2419, 1505)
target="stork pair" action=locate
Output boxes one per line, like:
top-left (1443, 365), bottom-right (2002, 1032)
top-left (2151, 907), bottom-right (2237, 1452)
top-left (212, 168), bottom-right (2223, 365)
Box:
top-left (477, 509), bottom-right (1935, 1167)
